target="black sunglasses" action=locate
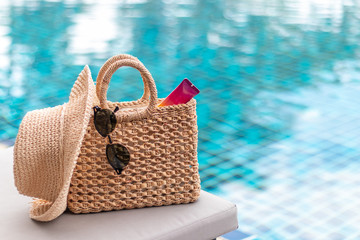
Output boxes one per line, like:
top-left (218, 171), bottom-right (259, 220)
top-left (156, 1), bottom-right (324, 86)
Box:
top-left (93, 106), bottom-right (130, 175)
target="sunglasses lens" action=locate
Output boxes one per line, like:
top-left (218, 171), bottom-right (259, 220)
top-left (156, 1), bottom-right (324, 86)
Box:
top-left (94, 108), bottom-right (117, 137)
top-left (106, 143), bottom-right (130, 175)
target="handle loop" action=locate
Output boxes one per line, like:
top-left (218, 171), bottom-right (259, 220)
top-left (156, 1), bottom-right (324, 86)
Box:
top-left (98, 58), bottom-right (158, 122)
top-left (96, 54), bottom-right (150, 102)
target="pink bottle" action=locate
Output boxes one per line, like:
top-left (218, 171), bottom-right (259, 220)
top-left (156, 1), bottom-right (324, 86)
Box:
top-left (158, 79), bottom-right (200, 107)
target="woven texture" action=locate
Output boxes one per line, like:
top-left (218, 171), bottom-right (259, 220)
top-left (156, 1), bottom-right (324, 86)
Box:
top-left (13, 66), bottom-right (96, 221)
top-left (68, 102), bottom-right (201, 214)
top-left (68, 99), bottom-right (200, 213)
top-left (14, 104), bottom-right (64, 201)
top-left (67, 55), bottom-right (200, 213)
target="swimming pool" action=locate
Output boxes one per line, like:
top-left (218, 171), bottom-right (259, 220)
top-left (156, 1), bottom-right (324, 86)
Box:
top-left (1, 0), bottom-right (360, 239)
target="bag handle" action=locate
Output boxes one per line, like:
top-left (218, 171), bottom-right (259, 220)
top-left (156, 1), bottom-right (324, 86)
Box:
top-left (96, 54), bottom-right (150, 102)
top-left (98, 58), bottom-right (158, 122)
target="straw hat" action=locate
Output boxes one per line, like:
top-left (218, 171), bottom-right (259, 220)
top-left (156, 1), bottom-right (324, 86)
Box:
top-left (13, 66), bottom-right (97, 222)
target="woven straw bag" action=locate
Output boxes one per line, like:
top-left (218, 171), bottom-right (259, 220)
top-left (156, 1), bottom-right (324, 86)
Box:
top-left (67, 55), bottom-right (201, 213)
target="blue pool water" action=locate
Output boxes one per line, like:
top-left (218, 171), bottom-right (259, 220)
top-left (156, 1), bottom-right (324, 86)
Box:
top-left (1, 0), bottom-right (360, 239)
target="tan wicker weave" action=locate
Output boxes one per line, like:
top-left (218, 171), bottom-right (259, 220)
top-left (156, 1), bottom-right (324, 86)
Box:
top-left (67, 55), bottom-right (201, 214)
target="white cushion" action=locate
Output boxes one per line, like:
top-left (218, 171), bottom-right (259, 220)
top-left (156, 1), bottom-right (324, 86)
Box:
top-left (0, 147), bottom-right (238, 240)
